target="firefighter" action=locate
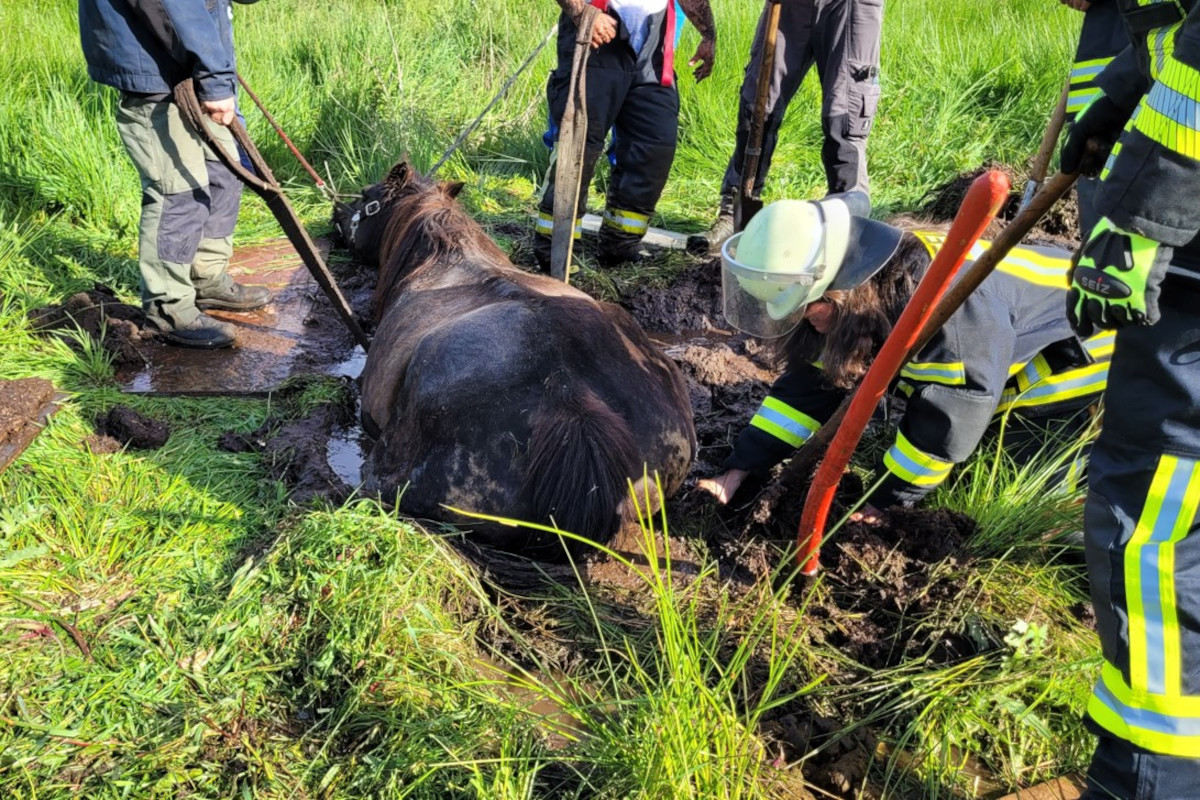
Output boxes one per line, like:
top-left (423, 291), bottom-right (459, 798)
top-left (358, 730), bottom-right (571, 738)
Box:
top-left (78, 0), bottom-right (273, 349)
top-left (1058, 1), bottom-right (1200, 795)
top-left (533, 0), bottom-right (716, 270)
top-left (698, 199), bottom-right (1110, 516)
top-left (691, 0), bottom-right (885, 252)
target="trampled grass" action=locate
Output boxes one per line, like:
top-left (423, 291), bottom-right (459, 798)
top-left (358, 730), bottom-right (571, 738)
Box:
top-left (0, 0), bottom-right (1102, 796)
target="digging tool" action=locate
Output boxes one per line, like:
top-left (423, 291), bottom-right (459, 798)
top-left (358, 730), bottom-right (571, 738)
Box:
top-left (793, 169), bottom-right (1082, 576)
top-left (173, 79), bottom-right (371, 353)
top-left (734, 0), bottom-right (783, 233)
top-left (1018, 77), bottom-right (1070, 214)
top-left (551, 5), bottom-right (601, 282)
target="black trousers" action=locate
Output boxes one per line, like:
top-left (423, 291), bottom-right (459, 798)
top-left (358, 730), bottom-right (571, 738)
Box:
top-left (536, 29), bottom-right (679, 260)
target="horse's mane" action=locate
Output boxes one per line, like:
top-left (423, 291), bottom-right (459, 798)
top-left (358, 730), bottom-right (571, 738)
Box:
top-left (371, 166), bottom-right (509, 322)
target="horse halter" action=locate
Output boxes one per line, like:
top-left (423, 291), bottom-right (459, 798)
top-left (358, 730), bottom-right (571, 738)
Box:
top-left (338, 198), bottom-right (382, 249)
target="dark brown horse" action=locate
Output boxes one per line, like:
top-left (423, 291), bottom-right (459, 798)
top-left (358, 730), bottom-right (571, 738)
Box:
top-left (337, 162), bottom-right (695, 557)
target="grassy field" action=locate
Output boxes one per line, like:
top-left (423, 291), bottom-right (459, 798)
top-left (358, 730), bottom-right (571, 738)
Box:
top-left (0, 0), bottom-right (1102, 797)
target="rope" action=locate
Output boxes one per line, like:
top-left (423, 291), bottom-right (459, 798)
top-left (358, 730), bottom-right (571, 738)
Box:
top-left (430, 22), bottom-right (559, 175)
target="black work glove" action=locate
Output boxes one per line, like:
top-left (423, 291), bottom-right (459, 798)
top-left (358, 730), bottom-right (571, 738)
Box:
top-left (1061, 91), bottom-right (1135, 177)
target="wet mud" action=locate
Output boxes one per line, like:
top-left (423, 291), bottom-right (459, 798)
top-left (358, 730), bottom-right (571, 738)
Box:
top-left (0, 377), bottom-right (62, 473)
top-left (28, 285), bottom-right (152, 367)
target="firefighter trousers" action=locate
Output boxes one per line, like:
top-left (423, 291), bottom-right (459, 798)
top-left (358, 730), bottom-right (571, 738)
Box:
top-left (536, 36), bottom-right (679, 264)
top-left (1081, 286), bottom-right (1200, 798)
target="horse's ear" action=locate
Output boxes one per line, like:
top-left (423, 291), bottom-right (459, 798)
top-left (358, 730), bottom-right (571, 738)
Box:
top-left (384, 161), bottom-right (411, 190)
top-left (443, 181), bottom-right (465, 199)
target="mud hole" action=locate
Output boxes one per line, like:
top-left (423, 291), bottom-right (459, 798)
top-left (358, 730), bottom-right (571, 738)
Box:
top-left (247, 232), bottom-right (1012, 798)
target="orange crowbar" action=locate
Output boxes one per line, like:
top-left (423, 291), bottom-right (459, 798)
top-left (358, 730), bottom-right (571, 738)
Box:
top-left (795, 170), bottom-right (1011, 576)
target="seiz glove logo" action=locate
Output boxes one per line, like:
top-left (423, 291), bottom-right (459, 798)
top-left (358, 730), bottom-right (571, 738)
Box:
top-left (1066, 218), bottom-right (1171, 337)
top-left (1071, 266), bottom-right (1133, 298)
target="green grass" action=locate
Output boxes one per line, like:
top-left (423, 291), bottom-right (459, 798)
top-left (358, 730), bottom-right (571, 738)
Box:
top-left (0, 0), bottom-right (1103, 796)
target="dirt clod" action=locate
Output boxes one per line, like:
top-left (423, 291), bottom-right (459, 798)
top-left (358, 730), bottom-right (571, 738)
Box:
top-left (29, 285), bottom-right (151, 366)
top-left (95, 405), bottom-right (170, 450)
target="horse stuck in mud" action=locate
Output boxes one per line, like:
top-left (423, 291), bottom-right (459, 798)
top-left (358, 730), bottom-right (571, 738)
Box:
top-left (335, 162), bottom-right (696, 558)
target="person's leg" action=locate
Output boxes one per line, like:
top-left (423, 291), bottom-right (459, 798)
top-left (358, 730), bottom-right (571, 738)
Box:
top-left (690, 0), bottom-right (818, 251)
top-left (115, 95), bottom-right (235, 347)
top-left (723, 0), bottom-right (818, 201)
top-left (814, 0), bottom-right (882, 197)
top-left (191, 152), bottom-right (271, 311)
top-left (535, 31), bottom-right (630, 271)
top-left (600, 81), bottom-right (679, 264)
top-left (1079, 294), bottom-right (1200, 798)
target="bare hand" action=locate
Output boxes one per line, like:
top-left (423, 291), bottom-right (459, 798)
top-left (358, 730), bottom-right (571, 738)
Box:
top-left (689, 37), bottom-right (715, 82)
top-left (697, 468), bottom-right (748, 505)
top-left (591, 12), bottom-right (617, 48)
top-left (202, 96), bottom-right (237, 126)
top-left (1059, 0), bottom-right (1090, 10)
top-left (849, 504), bottom-right (886, 526)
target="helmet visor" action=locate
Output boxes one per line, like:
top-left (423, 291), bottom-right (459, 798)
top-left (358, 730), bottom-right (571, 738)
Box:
top-left (720, 232), bottom-right (823, 338)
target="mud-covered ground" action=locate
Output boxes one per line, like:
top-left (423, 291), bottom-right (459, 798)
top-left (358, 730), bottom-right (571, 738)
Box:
top-left (17, 169), bottom-right (1083, 798)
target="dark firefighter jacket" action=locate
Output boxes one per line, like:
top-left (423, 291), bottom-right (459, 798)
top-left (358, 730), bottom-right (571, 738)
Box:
top-left (1093, 0), bottom-right (1200, 278)
top-left (724, 232), bottom-right (1112, 509)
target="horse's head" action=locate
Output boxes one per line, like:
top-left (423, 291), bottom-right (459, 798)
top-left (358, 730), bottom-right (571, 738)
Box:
top-left (332, 162), bottom-right (465, 268)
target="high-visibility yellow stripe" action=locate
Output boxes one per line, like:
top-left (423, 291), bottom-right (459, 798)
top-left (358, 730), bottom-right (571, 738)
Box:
top-left (883, 431), bottom-right (954, 487)
top-left (1126, 455), bottom-right (1200, 695)
top-left (900, 361), bottom-right (966, 386)
top-left (911, 231), bottom-right (942, 257)
top-left (1084, 331), bottom-right (1116, 361)
top-left (1133, 57), bottom-right (1200, 160)
top-left (994, 361), bottom-right (1108, 414)
top-left (535, 210), bottom-right (582, 238)
top-left (748, 396), bottom-right (820, 448)
top-left (1089, 663), bottom-right (1200, 757)
top-left (602, 208), bottom-right (650, 235)
top-left (1163, 463), bottom-right (1200, 696)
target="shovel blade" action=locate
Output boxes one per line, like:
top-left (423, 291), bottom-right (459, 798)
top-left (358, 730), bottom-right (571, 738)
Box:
top-left (733, 194), bottom-right (763, 233)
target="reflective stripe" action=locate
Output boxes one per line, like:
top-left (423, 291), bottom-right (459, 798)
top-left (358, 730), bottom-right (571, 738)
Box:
top-left (883, 431), bottom-right (954, 487)
top-left (911, 231), bottom-right (941, 257)
top-left (1100, 135), bottom-right (1126, 181)
top-left (1126, 455), bottom-right (1200, 696)
top-left (1134, 56), bottom-right (1200, 160)
top-left (1013, 354), bottom-right (1052, 392)
top-left (535, 210), bottom-right (582, 238)
top-left (1068, 87), bottom-right (1104, 116)
top-left (1084, 331), bottom-right (1117, 361)
top-left (1071, 58), bottom-right (1110, 80)
top-left (994, 361), bottom-right (1108, 414)
top-left (748, 396), bottom-right (820, 448)
top-left (920, 235), bottom-right (1069, 289)
top-left (899, 361), bottom-right (966, 386)
top-left (1069, 57), bottom-right (1113, 115)
top-left (602, 207), bottom-right (651, 235)
top-left (991, 246), bottom-right (1070, 289)
top-left (1090, 664), bottom-right (1200, 757)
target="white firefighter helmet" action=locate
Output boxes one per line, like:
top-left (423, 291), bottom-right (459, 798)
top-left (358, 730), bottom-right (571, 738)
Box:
top-left (720, 193), bottom-right (903, 338)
